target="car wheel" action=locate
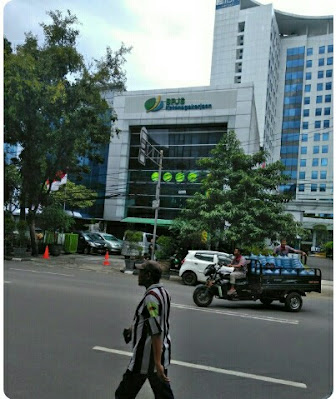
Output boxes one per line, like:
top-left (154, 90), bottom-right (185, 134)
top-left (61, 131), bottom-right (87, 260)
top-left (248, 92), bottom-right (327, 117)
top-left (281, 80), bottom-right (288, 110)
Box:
top-left (83, 247), bottom-right (90, 255)
top-left (182, 271), bottom-right (197, 286)
top-left (285, 292), bottom-right (302, 312)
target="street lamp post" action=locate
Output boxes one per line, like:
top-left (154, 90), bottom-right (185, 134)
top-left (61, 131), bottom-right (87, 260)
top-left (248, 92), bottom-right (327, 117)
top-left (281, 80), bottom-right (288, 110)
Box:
top-left (138, 127), bottom-right (163, 260)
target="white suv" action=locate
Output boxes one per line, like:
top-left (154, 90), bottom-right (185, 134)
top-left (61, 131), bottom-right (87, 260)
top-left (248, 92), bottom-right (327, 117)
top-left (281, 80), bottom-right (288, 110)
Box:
top-left (179, 250), bottom-right (233, 286)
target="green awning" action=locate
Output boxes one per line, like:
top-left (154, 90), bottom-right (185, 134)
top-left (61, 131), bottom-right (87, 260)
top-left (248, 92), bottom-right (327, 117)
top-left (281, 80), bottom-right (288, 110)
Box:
top-left (121, 217), bottom-right (173, 226)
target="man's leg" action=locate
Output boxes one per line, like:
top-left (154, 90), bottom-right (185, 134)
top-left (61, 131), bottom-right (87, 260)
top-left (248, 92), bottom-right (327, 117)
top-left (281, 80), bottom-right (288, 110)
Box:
top-left (148, 370), bottom-right (175, 399)
top-left (228, 272), bottom-right (237, 294)
top-left (115, 369), bottom-right (147, 399)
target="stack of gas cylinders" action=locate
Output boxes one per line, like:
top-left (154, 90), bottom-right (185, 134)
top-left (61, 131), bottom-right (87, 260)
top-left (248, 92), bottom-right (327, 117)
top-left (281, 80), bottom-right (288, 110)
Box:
top-left (249, 254), bottom-right (315, 275)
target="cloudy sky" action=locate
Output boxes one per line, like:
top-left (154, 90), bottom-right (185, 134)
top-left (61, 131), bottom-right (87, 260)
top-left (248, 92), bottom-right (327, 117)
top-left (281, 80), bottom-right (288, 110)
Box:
top-left (3, 0), bottom-right (334, 91)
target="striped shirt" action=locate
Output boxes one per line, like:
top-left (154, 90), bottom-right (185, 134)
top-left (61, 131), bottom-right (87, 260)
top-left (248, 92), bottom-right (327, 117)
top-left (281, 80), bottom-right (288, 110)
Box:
top-left (128, 283), bottom-right (172, 374)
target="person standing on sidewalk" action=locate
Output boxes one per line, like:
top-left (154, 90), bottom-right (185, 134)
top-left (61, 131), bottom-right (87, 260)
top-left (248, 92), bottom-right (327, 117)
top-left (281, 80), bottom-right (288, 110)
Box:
top-left (115, 260), bottom-right (175, 399)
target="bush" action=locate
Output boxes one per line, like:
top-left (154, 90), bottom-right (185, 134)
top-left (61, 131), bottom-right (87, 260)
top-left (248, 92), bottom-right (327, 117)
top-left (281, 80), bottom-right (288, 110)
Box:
top-left (323, 241), bottom-right (333, 258)
top-left (156, 236), bottom-right (175, 260)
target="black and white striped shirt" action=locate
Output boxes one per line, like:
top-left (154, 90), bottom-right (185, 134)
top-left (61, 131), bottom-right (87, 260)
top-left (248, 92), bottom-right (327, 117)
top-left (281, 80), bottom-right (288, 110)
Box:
top-left (128, 283), bottom-right (172, 374)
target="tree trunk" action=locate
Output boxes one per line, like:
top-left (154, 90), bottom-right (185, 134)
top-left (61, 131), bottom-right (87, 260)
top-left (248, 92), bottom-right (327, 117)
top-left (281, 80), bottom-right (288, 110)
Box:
top-left (28, 214), bottom-right (38, 256)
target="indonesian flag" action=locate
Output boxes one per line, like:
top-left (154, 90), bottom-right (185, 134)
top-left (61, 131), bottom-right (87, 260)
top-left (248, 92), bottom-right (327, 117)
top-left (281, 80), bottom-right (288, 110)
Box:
top-left (46, 171), bottom-right (68, 192)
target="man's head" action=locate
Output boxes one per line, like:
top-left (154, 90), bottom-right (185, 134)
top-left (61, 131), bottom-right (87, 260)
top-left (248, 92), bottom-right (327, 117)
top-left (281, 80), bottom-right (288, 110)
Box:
top-left (234, 248), bottom-right (242, 257)
top-left (280, 239), bottom-right (287, 247)
top-left (136, 260), bottom-right (162, 287)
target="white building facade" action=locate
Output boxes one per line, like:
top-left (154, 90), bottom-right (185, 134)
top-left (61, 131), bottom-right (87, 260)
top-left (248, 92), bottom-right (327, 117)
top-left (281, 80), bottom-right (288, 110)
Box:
top-left (211, 0), bottom-right (333, 245)
top-left (103, 84), bottom-right (259, 227)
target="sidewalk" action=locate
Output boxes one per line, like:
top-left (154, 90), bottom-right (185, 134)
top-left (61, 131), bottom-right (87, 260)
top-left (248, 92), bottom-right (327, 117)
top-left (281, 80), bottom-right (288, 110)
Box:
top-left (5, 253), bottom-right (333, 296)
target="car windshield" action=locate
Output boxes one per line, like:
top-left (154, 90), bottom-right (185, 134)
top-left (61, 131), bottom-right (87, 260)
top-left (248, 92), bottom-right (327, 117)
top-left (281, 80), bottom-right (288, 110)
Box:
top-left (88, 233), bottom-right (101, 240)
top-left (102, 234), bottom-right (118, 241)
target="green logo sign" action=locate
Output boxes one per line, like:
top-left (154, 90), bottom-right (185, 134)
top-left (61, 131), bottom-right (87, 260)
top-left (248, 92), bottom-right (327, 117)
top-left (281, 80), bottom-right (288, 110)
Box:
top-left (144, 96), bottom-right (212, 112)
top-left (163, 172), bottom-right (172, 182)
top-left (145, 96), bottom-right (164, 112)
top-left (151, 172), bottom-right (159, 182)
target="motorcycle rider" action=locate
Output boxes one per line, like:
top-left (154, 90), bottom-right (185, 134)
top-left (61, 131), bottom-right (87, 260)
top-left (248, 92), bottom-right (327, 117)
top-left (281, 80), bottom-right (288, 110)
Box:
top-left (227, 248), bottom-right (247, 296)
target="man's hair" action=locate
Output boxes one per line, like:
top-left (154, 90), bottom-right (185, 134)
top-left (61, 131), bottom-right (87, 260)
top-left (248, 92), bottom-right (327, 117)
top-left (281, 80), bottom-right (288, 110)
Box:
top-left (235, 248), bottom-right (242, 254)
top-left (139, 260), bottom-right (162, 283)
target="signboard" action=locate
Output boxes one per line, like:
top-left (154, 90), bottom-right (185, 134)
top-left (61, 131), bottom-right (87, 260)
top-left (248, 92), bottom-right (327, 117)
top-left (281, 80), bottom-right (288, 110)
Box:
top-left (216, 0), bottom-right (240, 10)
top-left (144, 96), bottom-right (212, 113)
top-left (138, 127), bottom-right (148, 166)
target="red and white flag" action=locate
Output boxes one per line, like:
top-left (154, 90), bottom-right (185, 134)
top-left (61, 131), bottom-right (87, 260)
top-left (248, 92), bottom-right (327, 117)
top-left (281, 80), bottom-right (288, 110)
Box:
top-left (46, 171), bottom-right (68, 192)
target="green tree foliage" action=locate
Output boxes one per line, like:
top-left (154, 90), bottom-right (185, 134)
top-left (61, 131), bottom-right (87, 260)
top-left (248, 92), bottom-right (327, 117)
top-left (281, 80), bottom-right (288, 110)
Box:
top-left (172, 131), bottom-right (302, 250)
top-left (51, 180), bottom-right (97, 209)
top-left (4, 163), bottom-right (21, 208)
top-left (37, 205), bottom-right (75, 235)
top-left (4, 10), bottom-right (131, 254)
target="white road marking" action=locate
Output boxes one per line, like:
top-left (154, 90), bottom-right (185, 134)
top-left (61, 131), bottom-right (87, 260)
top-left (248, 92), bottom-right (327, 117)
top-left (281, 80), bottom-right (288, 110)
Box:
top-left (171, 303), bottom-right (299, 325)
top-left (92, 346), bottom-right (307, 389)
top-left (9, 268), bottom-right (74, 277)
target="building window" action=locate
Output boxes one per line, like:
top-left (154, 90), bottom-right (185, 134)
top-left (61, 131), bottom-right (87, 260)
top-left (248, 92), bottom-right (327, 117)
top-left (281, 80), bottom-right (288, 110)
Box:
top-left (324, 120), bottom-right (330, 128)
top-left (314, 121), bottom-right (321, 129)
top-left (317, 83), bottom-right (323, 91)
top-left (302, 122), bottom-right (309, 129)
top-left (299, 171), bottom-right (305, 179)
top-left (311, 184), bottom-right (317, 192)
top-left (306, 60), bottom-right (312, 68)
top-left (315, 108), bottom-right (322, 116)
top-left (303, 109), bottom-right (310, 117)
top-left (318, 70), bottom-right (324, 79)
top-left (300, 159), bottom-right (306, 167)
top-left (307, 48), bottom-right (313, 56)
top-left (318, 58), bottom-right (325, 66)
top-left (328, 44), bottom-right (333, 53)
top-left (301, 133), bottom-right (308, 142)
top-left (313, 146), bottom-right (319, 154)
top-left (304, 97), bottom-right (310, 105)
top-left (316, 95), bottom-right (323, 103)
top-left (326, 82), bottom-right (332, 90)
top-left (322, 132), bottom-right (329, 141)
top-left (305, 72), bottom-right (312, 80)
top-left (301, 147), bottom-right (307, 154)
top-left (327, 57), bottom-right (333, 65)
top-left (326, 69), bottom-right (333, 78)
top-left (324, 107), bottom-right (331, 115)
top-left (321, 158), bottom-right (328, 166)
top-left (312, 158), bottom-right (319, 167)
top-left (314, 133), bottom-right (321, 141)
top-left (311, 171), bottom-right (318, 179)
top-left (320, 171), bottom-right (327, 179)
top-left (320, 184), bottom-right (326, 192)
top-left (319, 46), bottom-right (325, 54)
top-left (304, 85), bottom-right (311, 92)
top-left (322, 145), bottom-right (328, 153)
top-left (325, 94), bottom-right (331, 102)
top-left (299, 184), bottom-right (305, 192)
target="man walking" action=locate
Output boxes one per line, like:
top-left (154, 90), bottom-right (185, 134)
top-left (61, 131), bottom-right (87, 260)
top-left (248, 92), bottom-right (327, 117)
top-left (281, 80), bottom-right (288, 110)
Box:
top-left (115, 260), bottom-right (175, 399)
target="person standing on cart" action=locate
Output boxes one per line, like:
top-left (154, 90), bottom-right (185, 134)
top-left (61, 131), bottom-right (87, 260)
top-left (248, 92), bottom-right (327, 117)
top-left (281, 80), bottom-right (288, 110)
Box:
top-left (274, 239), bottom-right (307, 258)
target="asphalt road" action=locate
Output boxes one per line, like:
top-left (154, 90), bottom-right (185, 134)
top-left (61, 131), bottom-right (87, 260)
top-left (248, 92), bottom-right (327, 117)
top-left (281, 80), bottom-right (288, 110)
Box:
top-left (4, 260), bottom-right (333, 399)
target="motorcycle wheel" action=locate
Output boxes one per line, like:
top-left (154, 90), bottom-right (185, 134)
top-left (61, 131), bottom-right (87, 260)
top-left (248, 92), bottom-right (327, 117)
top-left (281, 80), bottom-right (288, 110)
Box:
top-left (193, 286), bottom-right (213, 307)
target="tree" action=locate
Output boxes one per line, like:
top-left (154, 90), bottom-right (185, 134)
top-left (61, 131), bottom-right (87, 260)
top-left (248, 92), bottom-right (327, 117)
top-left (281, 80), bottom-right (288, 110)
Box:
top-left (172, 131), bottom-right (302, 251)
top-left (4, 10), bottom-right (131, 255)
top-left (51, 180), bottom-right (98, 209)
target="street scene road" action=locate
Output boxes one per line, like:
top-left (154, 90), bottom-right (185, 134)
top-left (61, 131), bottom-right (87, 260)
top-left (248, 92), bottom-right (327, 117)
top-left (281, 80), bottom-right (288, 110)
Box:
top-left (4, 256), bottom-right (332, 399)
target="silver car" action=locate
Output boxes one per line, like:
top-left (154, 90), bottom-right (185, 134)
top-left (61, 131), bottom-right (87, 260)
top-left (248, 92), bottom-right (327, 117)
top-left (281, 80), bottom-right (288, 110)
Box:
top-left (93, 232), bottom-right (122, 254)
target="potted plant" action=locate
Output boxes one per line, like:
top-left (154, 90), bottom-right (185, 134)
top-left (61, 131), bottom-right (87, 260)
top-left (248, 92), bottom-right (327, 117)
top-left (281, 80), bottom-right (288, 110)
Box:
top-left (12, 220), bottom-right (29, 257)
top-left (123, 230), bottom-right (143, 270)
top-left (155, 236), bottom-right (176, 279)
top-left (37, 205), bottom-right (74, 256)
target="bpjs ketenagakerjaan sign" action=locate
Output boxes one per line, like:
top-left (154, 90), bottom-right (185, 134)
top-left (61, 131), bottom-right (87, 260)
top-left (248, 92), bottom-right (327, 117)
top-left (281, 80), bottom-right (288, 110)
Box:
top-left (216, 0), bottom-right (240, 10)
top-left (144, 96), bottom-right (212, 112)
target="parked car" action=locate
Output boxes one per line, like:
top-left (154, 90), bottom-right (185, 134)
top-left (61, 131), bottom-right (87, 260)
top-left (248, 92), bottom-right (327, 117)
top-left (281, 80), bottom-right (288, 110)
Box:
top-left (179, 250), bottom-right (233, 286)
top-left (92, 232), bottom-right (122, 254)
top-left (76, 231), bottom-right (111, 255)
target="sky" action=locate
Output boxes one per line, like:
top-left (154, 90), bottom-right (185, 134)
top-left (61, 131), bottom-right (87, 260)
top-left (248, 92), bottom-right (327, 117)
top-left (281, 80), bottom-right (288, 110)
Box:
top-left (2, 0), bottom-right (335, 91)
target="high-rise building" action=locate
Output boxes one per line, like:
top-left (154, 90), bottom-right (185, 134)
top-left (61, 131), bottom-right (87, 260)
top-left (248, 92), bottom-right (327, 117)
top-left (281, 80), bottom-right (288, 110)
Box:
top-left (211, 0), bottom-right (333, 204)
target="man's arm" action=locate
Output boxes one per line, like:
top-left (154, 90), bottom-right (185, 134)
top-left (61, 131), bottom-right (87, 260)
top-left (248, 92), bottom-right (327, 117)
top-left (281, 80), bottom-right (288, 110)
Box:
top-left (151, 334), bottom-right (170, 382)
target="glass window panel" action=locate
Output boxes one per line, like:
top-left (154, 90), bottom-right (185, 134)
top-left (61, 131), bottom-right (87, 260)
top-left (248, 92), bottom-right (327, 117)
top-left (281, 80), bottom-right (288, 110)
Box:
top-left (325, 94), bottom-right (331, 102)
top-left (324, 107), bottom-right (331, 115)
top-left (320, 171), bottom-right (327, 179)
top-left (318, 70), bottom-right (324, 78)
top-left (312, 158), bottom-right (319, 166)
top-left (302, 122), bottom-right (309, 129)
top-left (301, 147), bottom-right (307, 154)
top-left (300, 159), bottom-right (306, 167)
top-left (316, 95), bottom-right (323, 103)
top-left (317, 83), bottom-right (323, 91)
top-left (314, 133), bottom-right (321, 141)
top-left (301, 133), bottom-right (308, 142)
top-left (311, 171), bottom-right (318, 179)
top-left (324, 120), bottom-right (330, 128)
top-left (311, 184), bottom-right (317, 192)
top-left (313, 146), bottom-right (319, 154)
top-left (305, 72), bottom-right (312, 80)
top-left (328, 45), bottom-right (333, 53)
top-left (299, 184), bottom-right (305, 192)
top-left (322, 133), bottom-right (329, 141)
top-left (307, 48), bottom-right (313, 56)
top-left (315, 108), bottom-right (322, 116)
top-left (304, 84), bottom-right (311, 92)
top-left (318, 58), bottom-right (325, 66)
top-left (306, 60), bottom-right (312, 68)
top-left (303, 109), bottom-right (309, 117)
top-left (319, 46), bottom-right (325, 54)
top-left (321, 158), bottom-right (328, 166)
top-left (315, 121), bottom-right (321, 128)
top-left (327, 57), bottom-right (333, 65)
top-left (326, 82), bottom-right (332, 90)
top-left (299, 171), bottom-right (305, 179)
top-left (304, 97), bottom-right (310, 104)
top-left (326, 69), bottom-right (333, 78)
top-left (320, 184), bottom-right (326, 192)
top-left (322, 145), bottom-right (328, 153)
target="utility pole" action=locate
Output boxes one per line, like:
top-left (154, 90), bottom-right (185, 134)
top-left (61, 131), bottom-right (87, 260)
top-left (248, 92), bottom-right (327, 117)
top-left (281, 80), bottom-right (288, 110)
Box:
top-left (138, 127), bottom-right (163, 260)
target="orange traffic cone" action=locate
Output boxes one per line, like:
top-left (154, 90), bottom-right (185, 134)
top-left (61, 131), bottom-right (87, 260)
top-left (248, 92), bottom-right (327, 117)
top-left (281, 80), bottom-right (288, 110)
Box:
top-left (43, 245), bottom-right (50, 259)
top-left (103, 250), bottom-right (110, 266)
